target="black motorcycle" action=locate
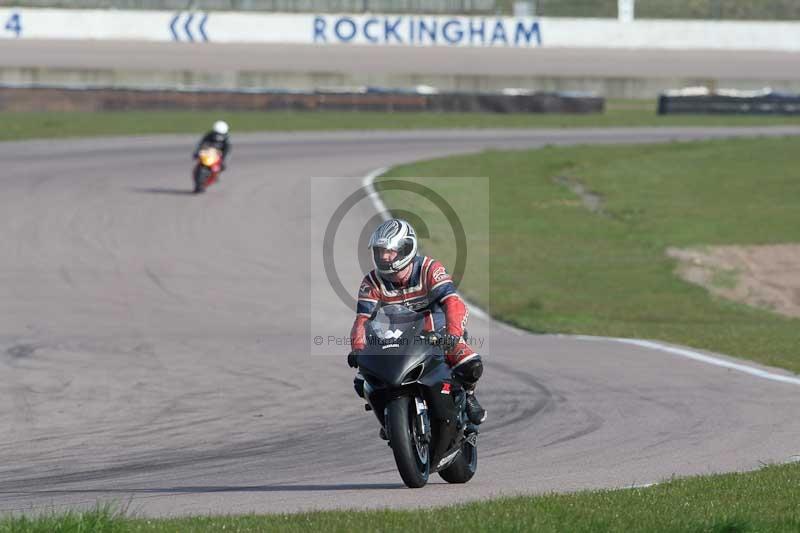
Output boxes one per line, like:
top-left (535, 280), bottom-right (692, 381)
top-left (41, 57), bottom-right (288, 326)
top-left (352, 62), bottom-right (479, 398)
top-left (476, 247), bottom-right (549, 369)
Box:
top-left (355, 304), bottom-right (478, 488)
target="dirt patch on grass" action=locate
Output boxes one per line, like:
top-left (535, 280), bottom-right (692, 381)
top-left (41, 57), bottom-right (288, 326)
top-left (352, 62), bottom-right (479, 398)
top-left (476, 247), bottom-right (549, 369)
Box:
top-left (552, 175), bottom-right (607, 215)
top-left (667, 244), bottom-right (800, 318)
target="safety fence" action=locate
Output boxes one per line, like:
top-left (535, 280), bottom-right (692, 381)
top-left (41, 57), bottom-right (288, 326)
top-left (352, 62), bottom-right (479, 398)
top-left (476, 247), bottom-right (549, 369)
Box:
top-left (508, 0), bottom-right (800, 20)
top-left (1, 0), bottom-right (800, 19)
top-left (658, 88), bottom-right (800, 115)
top-left (0, 0), bottom-right (497, 15)
top-left (0, 83), bottom-right (604, 113)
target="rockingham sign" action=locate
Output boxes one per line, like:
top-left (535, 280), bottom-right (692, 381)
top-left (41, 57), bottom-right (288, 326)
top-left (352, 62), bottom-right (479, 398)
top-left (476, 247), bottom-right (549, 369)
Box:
top-left (311, 15), bottom-right (542, 47)
top-left (0, 8), bottom-right (541, 47)
top-left (2, 8), bottom-right (800, 51)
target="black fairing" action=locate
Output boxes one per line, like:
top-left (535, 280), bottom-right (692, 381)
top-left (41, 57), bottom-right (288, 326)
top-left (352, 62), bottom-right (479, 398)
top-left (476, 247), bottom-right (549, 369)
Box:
top-left (358, 304), bottom-right (444, 388)
top-left (359, 304), bottom-right (468, 471)
top-left (359, 335), bottom-right (435, 387)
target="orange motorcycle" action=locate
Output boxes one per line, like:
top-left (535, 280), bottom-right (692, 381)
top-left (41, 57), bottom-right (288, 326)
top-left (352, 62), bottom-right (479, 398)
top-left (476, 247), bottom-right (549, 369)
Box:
top-left (193, 145), bottom-right (222, 194)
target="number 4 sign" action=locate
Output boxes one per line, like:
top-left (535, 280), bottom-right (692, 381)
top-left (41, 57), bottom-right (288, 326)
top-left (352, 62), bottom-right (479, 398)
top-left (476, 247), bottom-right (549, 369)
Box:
top-left (5, 12), bottom-right (22, 37)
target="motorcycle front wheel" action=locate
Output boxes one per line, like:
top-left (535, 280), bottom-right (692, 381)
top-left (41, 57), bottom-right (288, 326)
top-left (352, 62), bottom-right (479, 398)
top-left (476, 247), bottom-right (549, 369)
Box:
top-left (386, 395), bottom-right (429, 488)
top-left (193, 167), bottom-right (209, 194)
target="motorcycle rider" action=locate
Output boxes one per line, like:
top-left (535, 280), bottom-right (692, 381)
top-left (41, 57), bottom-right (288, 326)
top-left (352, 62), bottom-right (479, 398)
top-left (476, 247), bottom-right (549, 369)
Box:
top-left (193, 120), bottom-right (231, 171)
top-left (347, 218), bottom-right (487, 428)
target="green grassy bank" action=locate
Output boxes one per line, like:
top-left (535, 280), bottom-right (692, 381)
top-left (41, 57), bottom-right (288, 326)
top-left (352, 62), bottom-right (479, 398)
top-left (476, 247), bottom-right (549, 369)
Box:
top-left (379, 136), bottom-right (800, 372)
top-left (3, 463), bottom-right (799, 532)
top-left (2, 104), bottom-right (800, 142)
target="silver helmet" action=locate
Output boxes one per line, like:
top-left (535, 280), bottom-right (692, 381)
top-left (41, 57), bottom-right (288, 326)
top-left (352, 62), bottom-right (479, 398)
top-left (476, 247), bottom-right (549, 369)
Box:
top-left (368, 218), bottom-right (418, 275)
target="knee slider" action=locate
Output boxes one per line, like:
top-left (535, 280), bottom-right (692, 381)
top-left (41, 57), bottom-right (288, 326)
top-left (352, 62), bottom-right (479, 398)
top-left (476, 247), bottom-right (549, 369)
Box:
top-left (453, 357), bottom-right (483, 386)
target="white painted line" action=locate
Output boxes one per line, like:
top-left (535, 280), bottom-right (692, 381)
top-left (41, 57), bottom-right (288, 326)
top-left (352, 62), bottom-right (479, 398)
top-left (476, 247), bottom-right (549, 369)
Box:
top-left (361, 168), bottom-right (800, 388)
top-left (570, 334), bottom-right (800, 387)
top-left (625, 482), bottom-right (657, 490)
top-left (614, 338), bottom-right (800, 386)
top-left (361, 167), bottom-right (391, 222)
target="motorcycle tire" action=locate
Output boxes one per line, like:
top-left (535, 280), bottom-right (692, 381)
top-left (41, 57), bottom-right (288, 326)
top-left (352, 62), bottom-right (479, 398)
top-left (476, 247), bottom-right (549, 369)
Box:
top-left (386, 395), bottom-right (429, 488)
top-left (193, 168), bottom-right (208, 194)
top-left (438, 438), bottom-right (477, 484)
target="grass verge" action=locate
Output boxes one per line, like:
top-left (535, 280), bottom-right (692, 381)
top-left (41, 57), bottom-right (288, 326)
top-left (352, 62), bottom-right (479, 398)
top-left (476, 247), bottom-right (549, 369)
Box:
top-left (2, 104), bottom-right (800, 142)
top-left (2, 463), bottom-right (799, 532)
top-left (378, 136), bottom-right (800, 373)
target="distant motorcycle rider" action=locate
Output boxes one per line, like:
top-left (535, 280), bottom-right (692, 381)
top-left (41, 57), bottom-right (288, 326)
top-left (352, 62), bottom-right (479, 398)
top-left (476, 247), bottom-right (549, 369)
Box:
top-left (193, 120), bottom-right (231, 171)
top-left (348, 218), bottom-right (487, 426)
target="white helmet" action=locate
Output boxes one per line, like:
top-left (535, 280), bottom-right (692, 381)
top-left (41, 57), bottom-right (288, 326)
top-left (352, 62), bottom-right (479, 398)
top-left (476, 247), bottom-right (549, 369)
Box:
top-left (212, 120), bottom-right (229, 135)
top-left (368, 218), bottom-right (418, 275)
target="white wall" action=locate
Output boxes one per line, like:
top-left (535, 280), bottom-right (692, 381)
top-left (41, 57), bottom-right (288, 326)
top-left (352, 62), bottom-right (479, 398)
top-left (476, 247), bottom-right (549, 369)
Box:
top-left (1, 9), bottom-right (175, 41)
top-left (542, 17), bottom-right (800, 51)
top-left (2, 8), bottom-right (800, 51)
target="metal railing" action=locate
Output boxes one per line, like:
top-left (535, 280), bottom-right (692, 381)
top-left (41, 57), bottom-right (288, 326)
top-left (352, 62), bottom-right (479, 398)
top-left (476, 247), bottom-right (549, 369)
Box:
top-left (503, 0), bottom-right (800, 19)
top-left (2, 0), bottom-right (800, 19)
top-left (0, 0), bottom-right (498, 14)
top-left (636, 0), bottom-right (800, 20)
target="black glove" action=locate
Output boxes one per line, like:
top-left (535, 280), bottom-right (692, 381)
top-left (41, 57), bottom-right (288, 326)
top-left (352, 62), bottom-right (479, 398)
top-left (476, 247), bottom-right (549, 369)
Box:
top-left (442, 334), bottom-right (460, 351)
top-left (347, 350), bottom-right (360, 368)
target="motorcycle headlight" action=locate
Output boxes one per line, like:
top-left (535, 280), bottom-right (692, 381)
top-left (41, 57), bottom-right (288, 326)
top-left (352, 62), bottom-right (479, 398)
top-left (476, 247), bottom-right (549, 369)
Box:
top-left (199, 148), bottom-right (220, 166)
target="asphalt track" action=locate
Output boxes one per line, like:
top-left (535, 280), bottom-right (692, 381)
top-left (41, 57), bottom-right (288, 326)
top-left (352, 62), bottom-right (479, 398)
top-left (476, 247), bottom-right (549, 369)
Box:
top-left (2, 127), bottom-right (800, 517)
top-left (3, 40), bottom-right (800, 80)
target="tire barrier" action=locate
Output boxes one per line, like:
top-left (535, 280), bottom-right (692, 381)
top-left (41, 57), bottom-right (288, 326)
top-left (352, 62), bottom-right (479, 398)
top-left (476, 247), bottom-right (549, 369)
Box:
top-left (0, 84), bottom-right (604, 114)
top-left (658, 87), bottom-right (800, 115)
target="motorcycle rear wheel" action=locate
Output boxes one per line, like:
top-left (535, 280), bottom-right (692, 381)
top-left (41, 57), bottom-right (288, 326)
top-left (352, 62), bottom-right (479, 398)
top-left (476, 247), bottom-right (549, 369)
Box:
top-left (438, 438), bottom-right (477, 484)
top-left (386, 395), bottom-right (429, 488)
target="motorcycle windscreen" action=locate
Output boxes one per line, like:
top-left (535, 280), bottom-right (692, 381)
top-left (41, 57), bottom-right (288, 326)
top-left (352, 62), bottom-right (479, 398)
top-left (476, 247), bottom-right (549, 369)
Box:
top-left (359, 304), bottom-right (431, 386)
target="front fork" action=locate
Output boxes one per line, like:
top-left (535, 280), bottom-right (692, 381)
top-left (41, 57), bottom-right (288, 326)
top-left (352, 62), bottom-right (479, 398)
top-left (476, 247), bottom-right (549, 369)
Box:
top-left (413, 396), bottom-right (431, 444)
top-left (382, 395), bottom-right (431, 445)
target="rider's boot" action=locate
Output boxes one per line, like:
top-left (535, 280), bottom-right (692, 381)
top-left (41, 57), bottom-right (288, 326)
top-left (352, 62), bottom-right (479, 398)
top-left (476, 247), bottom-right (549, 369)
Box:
top-left (465, 388), bottom-right (487, 425)
top-left (452, 357), bottom-right (487, 425)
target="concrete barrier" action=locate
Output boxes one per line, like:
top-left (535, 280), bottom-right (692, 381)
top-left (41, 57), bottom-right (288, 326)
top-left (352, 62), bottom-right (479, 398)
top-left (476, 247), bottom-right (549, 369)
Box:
top-left (3, 66), bottom-right (800, 101)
